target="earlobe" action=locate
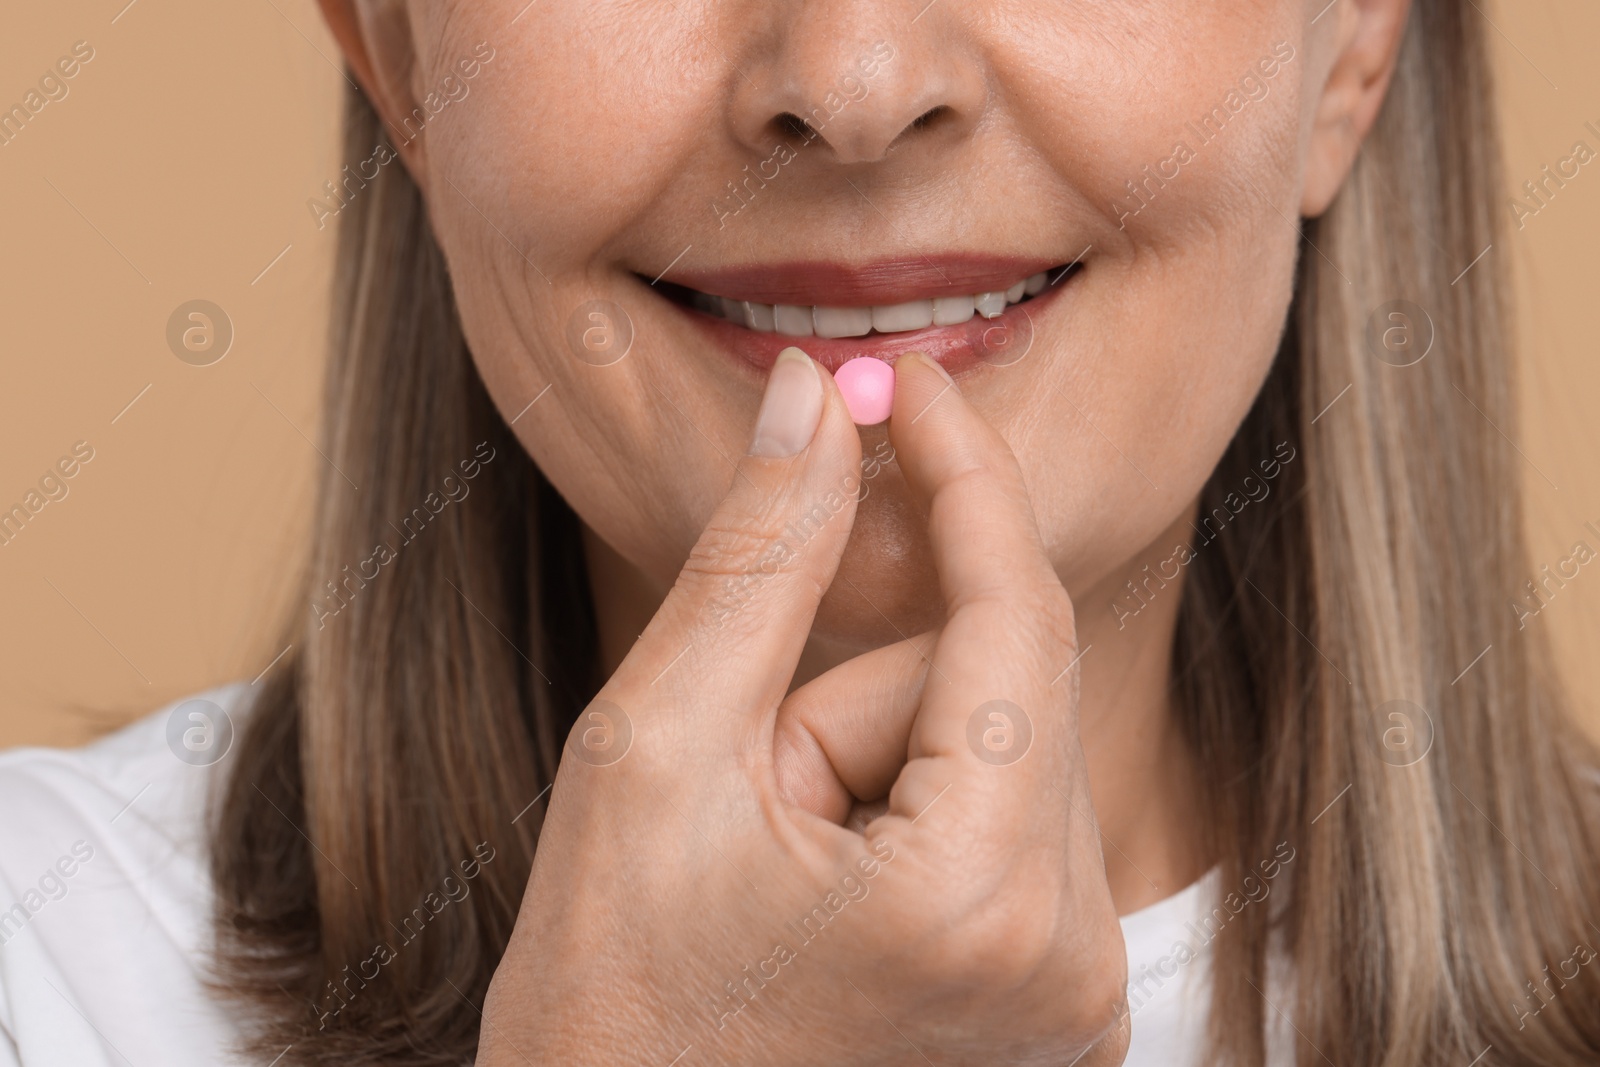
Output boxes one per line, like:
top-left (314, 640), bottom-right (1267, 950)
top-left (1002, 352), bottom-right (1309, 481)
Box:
top-left (1300, 0), bottom-right (1413, 217)
top-left (316, 0), bottom-right (426, 172)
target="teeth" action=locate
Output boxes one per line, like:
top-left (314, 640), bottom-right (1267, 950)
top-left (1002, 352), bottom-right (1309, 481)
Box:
top-left (746, 301), bottom-right (776, 332)
top-left (974, 291), bottom-right (1008, 319)
top-left (932, 295), bottom-right (976, 326)
top-left (692, 270), bottom-right (1058, 335)
top-left (871, 300), bottom-right (935, 333)
top-left (773, 304), bottom-right (813, 336)
top-left (813, 306), bottom-right (873, 338)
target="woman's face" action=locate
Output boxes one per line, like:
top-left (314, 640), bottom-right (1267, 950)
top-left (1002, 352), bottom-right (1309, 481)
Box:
top-left (377, 0), bottom-right (1351, 648)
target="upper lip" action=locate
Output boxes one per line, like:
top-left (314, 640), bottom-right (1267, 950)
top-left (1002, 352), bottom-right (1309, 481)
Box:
top-left (658, 254), bottom-right (1066, 306)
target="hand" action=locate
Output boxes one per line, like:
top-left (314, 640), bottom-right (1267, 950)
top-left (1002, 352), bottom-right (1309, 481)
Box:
top-left (478, 350), bottom-right (1129, 1067)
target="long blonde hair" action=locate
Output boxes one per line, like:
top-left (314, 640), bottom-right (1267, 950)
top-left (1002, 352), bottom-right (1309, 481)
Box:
top-left (212, 3), bottom-right (1600, 1063)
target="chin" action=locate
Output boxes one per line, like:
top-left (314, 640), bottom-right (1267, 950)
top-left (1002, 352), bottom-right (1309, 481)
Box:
top-left (811, 475), bottom-right (947, 651)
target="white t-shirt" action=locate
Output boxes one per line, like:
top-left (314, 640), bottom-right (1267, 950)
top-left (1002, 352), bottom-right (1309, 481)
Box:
top-left (0, 685), bottom-right (1266, 1065)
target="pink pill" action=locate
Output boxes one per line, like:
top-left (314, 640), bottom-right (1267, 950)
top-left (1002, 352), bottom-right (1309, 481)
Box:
top-left (834, 356), bottom-right (895, 425)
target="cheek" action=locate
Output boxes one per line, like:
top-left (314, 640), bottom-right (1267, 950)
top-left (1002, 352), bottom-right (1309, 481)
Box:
top-left (412, 3), bottom-right (747, 584)
top-left (481, 340), bottom-right (737, 585)
top-left (1020, 237), bottom-right (1295, 596)
top-left (419, 2), bottom-right (717, 268)
top-left (999, 6), bottom-right (1305, 589)
top-left (1012, 5), bottom-right (1307, 255)
top-left (412, 0), bottom-right (748, 585)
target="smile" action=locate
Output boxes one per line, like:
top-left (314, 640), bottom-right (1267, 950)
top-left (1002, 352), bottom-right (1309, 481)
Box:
top-left (674, 270), bottom-right (1055, 338)
top-left (651, 255), bottom-right (1084, 374)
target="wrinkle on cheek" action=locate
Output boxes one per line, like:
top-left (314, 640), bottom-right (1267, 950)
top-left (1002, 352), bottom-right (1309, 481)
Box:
top-left (1125, 88), bottom-right (1302, 235)
top-left (440, 198), bottom-right (736, 592)
top-left (406, 5), bottom-right (476, 107)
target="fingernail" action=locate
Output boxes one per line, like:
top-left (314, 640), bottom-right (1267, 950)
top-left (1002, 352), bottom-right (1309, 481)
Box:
top-left (749, 347), bottom-right (823, 457)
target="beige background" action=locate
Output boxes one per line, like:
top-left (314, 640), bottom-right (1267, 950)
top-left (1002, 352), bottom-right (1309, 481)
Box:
top-left (0, 1), bottom-right (1596, 747)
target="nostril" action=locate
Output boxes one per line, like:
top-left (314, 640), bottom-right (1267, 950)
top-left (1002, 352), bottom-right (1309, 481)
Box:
top-left (775, 112), bottom-right (818, 141)
top-left (769, 102), bottom-right (953, 163)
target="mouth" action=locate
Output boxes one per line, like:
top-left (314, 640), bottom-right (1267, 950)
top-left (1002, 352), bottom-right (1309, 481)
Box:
top-left (645, 255), bottom-right (1084, 375)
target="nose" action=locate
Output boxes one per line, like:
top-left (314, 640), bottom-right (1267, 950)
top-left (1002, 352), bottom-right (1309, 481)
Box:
top-left (729, 4), bottom-right (987, 165)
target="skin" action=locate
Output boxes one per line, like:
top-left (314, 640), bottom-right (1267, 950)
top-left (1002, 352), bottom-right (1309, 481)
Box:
top-left (318, 0), bottom-right (1411, 1062)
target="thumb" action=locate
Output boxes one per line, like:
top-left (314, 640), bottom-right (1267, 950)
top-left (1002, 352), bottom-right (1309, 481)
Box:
top-left (604, 347), bottom-right (864, 734)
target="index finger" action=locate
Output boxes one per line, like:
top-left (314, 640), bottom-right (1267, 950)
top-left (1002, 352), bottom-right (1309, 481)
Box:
top-left (874, 353), bottom-right (1085, 833)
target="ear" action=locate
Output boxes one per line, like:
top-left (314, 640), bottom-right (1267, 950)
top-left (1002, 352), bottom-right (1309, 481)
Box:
top-left (316, 0), bottom-right (429, 176)
top-left (1301, 0), bottom-right (1413, 217)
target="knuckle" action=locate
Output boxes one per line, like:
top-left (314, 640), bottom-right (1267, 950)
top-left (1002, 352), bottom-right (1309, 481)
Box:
top-left (942, 419), bottom-right (1022, 473)
top-left (914, 892), bottom-right (1061, 990)
top-left (1070, 937), bottom-right (1132, 1039)
top-left (1084, 1010), bottom-right (1134, 1067)
top-left (900, 880), bottom-right (1126, 1037)
top-left (680, 487), bottom-right (848, 590)
top-left (673, 490), bottom-right (851, 636)
top-left (934, 457), bottom-right (1008, 515)
top-left (953, 582), bottom-right (1077, 668)
top-left (1037, 585), bottom-right (1078, 646)
top-left (675, 522), bottom-right (794, 631)
top-left (559, 703), bottom-right (641, 772)
top-left (1000, 580), bottom-right (1077, 664)
top-left (681, 516), bottom-right (785, 583)
top-left (957, 436), bottom-right (1029, 501)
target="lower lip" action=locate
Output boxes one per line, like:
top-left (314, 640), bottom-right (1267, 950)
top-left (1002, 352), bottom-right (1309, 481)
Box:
top-left (668, 274), bottom-right (1077, 376)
